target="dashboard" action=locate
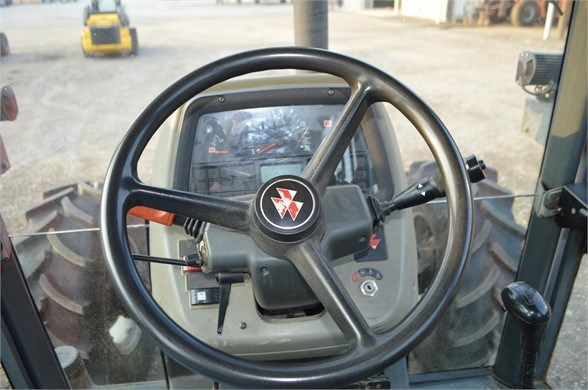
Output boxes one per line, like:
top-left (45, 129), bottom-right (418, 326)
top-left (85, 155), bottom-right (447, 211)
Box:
top-left (185, 104), bottom-right (377, 198)
top-left (150, 79), bottom-right (417, 362)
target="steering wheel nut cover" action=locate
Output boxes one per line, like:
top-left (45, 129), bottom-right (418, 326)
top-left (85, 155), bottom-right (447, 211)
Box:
top-left (255, 175), bottom-right (321, 241)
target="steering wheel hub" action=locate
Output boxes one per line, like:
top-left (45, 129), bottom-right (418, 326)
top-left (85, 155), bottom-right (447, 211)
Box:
top-left (254, 175), bottom-right (321, 241)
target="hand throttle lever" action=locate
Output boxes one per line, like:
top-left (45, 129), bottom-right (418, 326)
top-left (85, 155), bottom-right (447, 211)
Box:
top-left (501, 281), bottom-right (551, 389)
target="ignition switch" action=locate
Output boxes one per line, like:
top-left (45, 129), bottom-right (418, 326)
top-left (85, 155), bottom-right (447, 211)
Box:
top-left (360, 280), bottom-right (378, 297)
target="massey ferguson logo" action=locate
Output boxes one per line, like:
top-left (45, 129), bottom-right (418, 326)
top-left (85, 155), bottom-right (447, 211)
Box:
top-left (271, 188), bottom-right (303, 221)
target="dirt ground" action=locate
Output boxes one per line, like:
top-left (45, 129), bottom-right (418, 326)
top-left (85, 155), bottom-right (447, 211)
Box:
top-left (0, 1), bottom-right (584, 389)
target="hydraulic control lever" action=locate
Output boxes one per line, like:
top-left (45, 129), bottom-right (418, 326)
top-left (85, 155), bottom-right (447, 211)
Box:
top-left (501, 281), bottom-right (552, 389)
top-left (216, 273), bottom-right (245, 335)
top-left (369, 154), bottom-right (486, 224)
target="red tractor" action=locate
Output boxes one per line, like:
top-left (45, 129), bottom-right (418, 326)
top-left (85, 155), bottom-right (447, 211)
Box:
top-left (475, 0), bottom-right (564, 27)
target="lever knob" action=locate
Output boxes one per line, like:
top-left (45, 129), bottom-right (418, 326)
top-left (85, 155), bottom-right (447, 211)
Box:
top-left (502, 281), bottom-right (551, 353)
top-left (464, 154), bottom-right (486, 183)
top-left (502, 281), bottom-right (551, 389)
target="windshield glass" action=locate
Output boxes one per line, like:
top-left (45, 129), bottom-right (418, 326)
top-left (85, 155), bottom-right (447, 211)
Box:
top-left (0, 1), bottom-right (577, 388)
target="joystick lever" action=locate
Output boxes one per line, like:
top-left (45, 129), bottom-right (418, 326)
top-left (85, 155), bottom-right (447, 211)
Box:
top-left (501, 282), bottom-right (551, 389)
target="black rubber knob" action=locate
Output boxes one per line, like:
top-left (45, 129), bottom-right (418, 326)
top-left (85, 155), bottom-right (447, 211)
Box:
top-left (502, 281), bottom-right (551, 389)
top-left (502, 281), bottom-right (551, 353)
top-left (464, 154), bottom-right (486, 183)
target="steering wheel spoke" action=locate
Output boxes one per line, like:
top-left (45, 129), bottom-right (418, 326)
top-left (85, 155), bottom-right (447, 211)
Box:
top-left (288, 240), bottom-right (376, 347)
top-left (302, 84), bottom-right (373, 194)
top-left (129, 181), bottom-right (251, 232)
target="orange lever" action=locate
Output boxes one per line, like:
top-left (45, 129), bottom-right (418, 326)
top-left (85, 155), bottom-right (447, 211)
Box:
top-left (129, 206), bottom-right (175, 226)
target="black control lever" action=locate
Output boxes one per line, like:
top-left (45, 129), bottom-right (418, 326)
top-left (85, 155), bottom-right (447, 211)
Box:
top-left (369, 154), bottom-right (486, 223)
top-left (132, 253), bottom-right (202, 267)
top-left (501, 281), bottom-right (551, 389)
top-left (216, 273), bottom-right (245, 334)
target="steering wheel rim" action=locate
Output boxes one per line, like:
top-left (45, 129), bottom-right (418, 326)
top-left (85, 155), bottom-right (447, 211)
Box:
top-left (100, 47), bottom-right (474, 388)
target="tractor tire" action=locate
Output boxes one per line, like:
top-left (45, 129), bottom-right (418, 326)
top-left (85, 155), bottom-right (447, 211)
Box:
top-left (0, 32), bottom-right (10, 57)
top-left (510, 0), bottom-right (540, 27)
top-left (14, 182), bottom-right (155, 385)
top-left (130, 28), bottom-right (138, 56)
top-left (407, 162), bottom-right (525, 373)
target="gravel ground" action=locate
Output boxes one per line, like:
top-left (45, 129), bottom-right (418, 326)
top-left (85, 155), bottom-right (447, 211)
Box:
top-left (0, 2), bottom-right (584, 388)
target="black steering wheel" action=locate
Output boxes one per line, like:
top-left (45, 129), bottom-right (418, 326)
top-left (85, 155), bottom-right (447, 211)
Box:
top-left (100, 47), bottom-right (474, 388)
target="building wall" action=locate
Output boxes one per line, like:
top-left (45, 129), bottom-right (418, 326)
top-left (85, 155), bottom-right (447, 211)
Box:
top-left (400, 0), bottom-right (449, 23)
top-left (339, 0), bottom-right (371, 12)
